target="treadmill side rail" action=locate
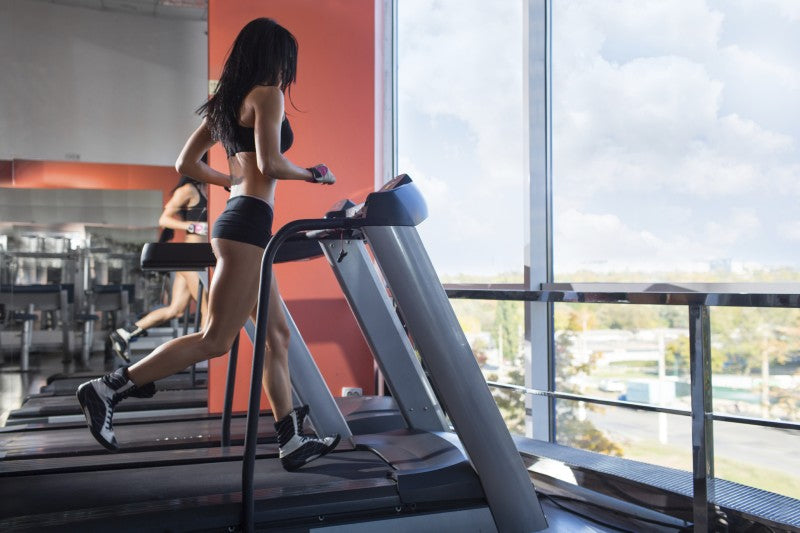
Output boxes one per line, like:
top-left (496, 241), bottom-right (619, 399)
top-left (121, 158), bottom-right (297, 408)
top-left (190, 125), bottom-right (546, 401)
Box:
top-left (365, 225), bottom-right (548, 533)
top-left (322, 238), bottom-right (446, 432)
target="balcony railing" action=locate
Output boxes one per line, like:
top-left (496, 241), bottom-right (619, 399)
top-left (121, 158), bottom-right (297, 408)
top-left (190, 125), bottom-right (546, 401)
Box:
top-left (445, 283), bottom-right (800, 531)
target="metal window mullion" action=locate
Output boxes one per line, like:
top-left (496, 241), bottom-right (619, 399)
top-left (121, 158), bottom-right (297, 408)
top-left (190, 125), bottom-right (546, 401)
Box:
top-left (689, 304), bottom-right (715, 532)
top-left (524, 0), bottom-right (554, 442)
top-left (377, 0), bottom-right (396, 188)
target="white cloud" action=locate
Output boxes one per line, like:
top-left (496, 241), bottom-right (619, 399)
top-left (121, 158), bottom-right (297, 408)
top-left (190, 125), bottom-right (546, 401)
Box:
top-left (778, 220), bottom-right (800, 241)
top-left (399, 0), bottom-right (800, 275)
top-left (555, 0), bottom-right (723, 66)
top-left (703, 211), bottom-right (760, 246)
top-left (551, 0), bottom-right (800, 272)
top-left (555, 208), bottom-right (712, 271)
top-left (750, 0), bottom-right (800, 22)
top-left (398, 1), bottom-right (524, 188)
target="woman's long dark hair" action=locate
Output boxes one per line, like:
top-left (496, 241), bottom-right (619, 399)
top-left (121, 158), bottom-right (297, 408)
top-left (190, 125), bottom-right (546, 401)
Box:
top-left (197, 18), bottom-right (298, 150)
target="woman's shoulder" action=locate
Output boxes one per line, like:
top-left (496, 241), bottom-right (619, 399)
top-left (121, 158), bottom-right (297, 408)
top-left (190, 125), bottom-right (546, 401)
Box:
top-left (246, 85), bottom-right (283, 105)
top-left (174, 182), bottom-right (200, 202)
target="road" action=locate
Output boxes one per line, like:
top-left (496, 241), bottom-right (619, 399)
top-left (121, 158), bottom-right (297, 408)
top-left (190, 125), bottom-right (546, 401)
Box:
top-left (582, 407), bottom-right (799, 477)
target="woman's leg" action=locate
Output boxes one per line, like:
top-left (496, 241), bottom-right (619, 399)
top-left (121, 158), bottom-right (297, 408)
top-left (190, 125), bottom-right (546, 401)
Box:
top-left (127, 238), bottom-right (264, 386)
top-left (178, 270), bottom-right (210, 329)
top-left (78, 238), bottom-right (265, 451)
top-left (259, 276), bottom-right (340, 471)
top-left (108, 274), bottom-right (193, 362)
top-left (135, 273), bottom-right (192, 331)
top-left (251, 273), bottom-right (292, 420)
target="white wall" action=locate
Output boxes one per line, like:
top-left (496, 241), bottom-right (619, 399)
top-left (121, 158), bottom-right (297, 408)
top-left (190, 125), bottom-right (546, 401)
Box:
top-left (0, 0), bottom-right (207, 166)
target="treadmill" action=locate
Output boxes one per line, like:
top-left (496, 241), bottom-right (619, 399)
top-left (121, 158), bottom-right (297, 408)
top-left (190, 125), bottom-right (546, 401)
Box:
top-left (1, 241), bottom-right (404, 459)
top-left (0, 176), bottom-right (547, 532)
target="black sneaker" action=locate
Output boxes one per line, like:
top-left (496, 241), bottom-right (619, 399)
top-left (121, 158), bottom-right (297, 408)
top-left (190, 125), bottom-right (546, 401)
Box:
top-left (108, 330), bottom-right (130, 363)
top-left (76, 368), bottom-right (155, 451)
top-left (274, 405), bottom-right (340, 471)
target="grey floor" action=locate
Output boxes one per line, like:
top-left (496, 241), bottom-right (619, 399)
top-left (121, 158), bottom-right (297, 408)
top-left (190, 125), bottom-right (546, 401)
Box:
top-left (0, 325), bottom-right (203, 426)
top-left (0, 350), bottom-right (97, 426)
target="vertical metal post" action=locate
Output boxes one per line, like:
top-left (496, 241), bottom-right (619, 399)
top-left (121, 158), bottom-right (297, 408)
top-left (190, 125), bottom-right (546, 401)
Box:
top-left (524, 0), bottom-right (554, 442)
top-left (376, 0), bottom-right (396, 188)
top-left (120, 286), bottom-right (130, 326)
top-left (221, 333), bottom-right (239, 448)
top-left (59, 288), bottom-right (70, 363)
top-left (121, 288), bottom-right (131, 362)
top-left (181, 302), bottom-right (190, 336)
top-left (194, 279), bottom-right (204, 332)
top-left (20, 303), bottom-right (34, 371)
top-left (191, 278), bottom-right (204, 387)
top-left (82, 303), bottom-right (95, 367)
top-left (689, 304), bottom-right (714, 532)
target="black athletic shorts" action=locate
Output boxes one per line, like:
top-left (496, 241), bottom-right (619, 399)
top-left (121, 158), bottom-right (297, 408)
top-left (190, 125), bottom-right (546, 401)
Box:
top-left (211, 195), bottom-right (273, 249)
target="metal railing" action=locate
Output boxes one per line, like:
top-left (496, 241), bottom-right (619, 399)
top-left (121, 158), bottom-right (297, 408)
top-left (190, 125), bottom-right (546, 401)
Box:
top-left (445, 284), bottom-right (800, 532)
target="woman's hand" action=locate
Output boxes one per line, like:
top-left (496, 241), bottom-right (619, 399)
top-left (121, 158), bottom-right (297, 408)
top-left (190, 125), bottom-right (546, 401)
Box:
top-left (187, 222), bottom-right (208, 236)
top-left (306, 164), bottom-right (336, 185)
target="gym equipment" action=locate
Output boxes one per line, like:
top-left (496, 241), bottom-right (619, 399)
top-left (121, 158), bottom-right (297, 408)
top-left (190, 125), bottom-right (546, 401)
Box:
top-left (0, 176), bottom-right (547, 532)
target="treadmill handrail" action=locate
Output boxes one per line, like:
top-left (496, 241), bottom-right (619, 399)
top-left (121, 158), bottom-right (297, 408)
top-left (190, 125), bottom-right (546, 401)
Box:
top-left (242, 217), bottom-right (366, 533)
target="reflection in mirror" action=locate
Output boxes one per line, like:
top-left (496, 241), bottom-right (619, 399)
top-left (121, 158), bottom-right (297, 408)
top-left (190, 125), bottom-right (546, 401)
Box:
top-left (1, 0), bottom-right (207, 165)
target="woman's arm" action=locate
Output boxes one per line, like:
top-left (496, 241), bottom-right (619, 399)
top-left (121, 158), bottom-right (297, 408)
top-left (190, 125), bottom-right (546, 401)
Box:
top-left (175, 119), bottom-right (232, 188)
top-left (251, 87), bottom-right (335, 183)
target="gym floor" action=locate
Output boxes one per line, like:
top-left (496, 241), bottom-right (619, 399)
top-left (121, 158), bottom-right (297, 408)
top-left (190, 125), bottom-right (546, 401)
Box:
top-left (0, 351), bottom-right (107, 426)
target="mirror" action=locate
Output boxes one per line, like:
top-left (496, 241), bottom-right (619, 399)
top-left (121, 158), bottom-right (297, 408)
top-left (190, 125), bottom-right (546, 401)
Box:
top-left (0, 0), bottom-right (208, 166)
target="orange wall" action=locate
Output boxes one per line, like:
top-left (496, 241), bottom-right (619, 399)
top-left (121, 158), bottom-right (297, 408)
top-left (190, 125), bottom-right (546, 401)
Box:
top-left (207, 0), bottom-right (377, 414)
top-left (5, 159), bottom-right (178, 205)
top-left (0, 160), bottom-right (12, 186)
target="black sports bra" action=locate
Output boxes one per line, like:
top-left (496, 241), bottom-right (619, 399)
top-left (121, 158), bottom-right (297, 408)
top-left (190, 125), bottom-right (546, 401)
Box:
top-left (224, 116), bottom-right (293, 157)
top-left (180, 182), bottom-right (207, 223)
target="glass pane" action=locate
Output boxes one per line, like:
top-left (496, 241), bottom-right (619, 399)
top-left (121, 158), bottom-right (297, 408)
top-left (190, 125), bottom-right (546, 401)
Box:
top-left (398, 1), bottom-right (525, 282)
top-left (552, 1), bottom-right (800, 281)
top-left (714, 422), bottom-right (800, 499)
top-left (710, 307), bottom-right (800, 424)
top-left (554, 303), bottom-right (690, 412)
top-left (451, 299), bottom-right (527, 433)
top-left (556, 399), bottom-right (691, 472)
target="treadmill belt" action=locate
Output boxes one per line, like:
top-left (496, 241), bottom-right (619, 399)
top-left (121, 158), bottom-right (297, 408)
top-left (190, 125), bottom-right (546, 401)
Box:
top-left (1, 443), bottom-right (279, 476)
top-left (38, 373), bottom-right (206, 395)
top-left (8, 389), bottom-right (207, 418)
top-left (0, 416), bottom-right (260, 460)
top-left (0, 450), bottom-right (399, 531)
top-left (45, 368), bottom-right (206, 384)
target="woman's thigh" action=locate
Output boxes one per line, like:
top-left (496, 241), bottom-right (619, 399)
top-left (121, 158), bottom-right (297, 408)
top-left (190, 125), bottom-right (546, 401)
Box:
top-left (169, 272), bottom-right (191, 310)
top-left (205, 238), bottom-right (265, 340)
top-left (249, 272), bottom-right (289, 340)
top-left (176, 271), bottom-right (201, 302)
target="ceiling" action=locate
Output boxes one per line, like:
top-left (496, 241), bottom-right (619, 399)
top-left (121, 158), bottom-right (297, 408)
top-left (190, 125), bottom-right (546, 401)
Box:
top-left (34, 0), bottom-right (208, 21)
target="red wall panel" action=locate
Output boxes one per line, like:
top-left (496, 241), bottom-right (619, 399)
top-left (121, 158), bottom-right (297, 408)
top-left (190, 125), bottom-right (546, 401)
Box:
top-left (6, 159), bottom-right (177, 204)
top-left (206, 0), bottom-right (377, 414)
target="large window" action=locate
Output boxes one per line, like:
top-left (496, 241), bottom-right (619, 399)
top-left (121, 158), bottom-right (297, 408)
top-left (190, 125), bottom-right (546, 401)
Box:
top-left (397, 1), bottom-right (525, 283)
top-left (397, 0), bottom-right (800, 517)
top-left (552, 0), bottom-right (800, 282)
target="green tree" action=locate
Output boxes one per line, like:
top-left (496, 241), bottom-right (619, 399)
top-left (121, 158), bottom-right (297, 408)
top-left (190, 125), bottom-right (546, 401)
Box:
top-left (555, 311), bottom-right (623, 456)
top-left (665, 335), bottom-right (690, 377)
top-left (492, 300), bottom-right (522, 366)
top-left (488, 362), bottom-right (526, 434)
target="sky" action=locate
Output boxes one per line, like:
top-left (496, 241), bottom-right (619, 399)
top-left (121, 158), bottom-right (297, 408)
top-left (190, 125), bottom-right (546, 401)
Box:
top-left (398, 0), bottom-right (800, 279)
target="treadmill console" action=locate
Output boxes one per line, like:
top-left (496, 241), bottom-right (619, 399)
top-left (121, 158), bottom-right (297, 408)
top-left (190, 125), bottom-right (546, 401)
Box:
top-left (361, 174), bottom-right (427, 227)
top-left (377, 173), bottom-right (413, 192)
top-left (320, 174), bottom-right (426, 228)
